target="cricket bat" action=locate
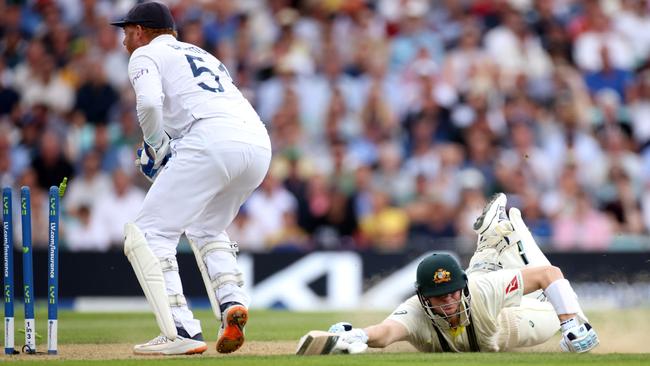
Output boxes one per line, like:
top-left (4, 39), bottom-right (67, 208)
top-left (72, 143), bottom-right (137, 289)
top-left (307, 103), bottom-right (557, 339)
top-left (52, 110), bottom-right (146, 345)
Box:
top-left (295, 331), bottom-right (340, 355)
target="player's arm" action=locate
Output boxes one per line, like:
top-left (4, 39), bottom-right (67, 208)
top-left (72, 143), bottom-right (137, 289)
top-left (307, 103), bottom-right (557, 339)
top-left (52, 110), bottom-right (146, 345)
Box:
top-left (329, 318), bottom-right (409, 349)
top-left (520, 265), bottom-right (576, 321)
top-left (520, 265), bottom-right (599, 352)
top-left (128, 53), bottom-right (166, 149)
top-left (363, 319), bottom-right (409, 348)
top-left (295, 319), bottom-right (408, 355)
top-left (520, 266), bottom-right (562, 295)
top-left (128, 53), bottom-right (172, 181)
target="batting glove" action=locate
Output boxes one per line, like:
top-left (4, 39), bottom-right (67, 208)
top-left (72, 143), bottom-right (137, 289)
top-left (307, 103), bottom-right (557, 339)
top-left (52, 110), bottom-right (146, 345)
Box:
top-left (136, 133), bottom-right (172, 182)
top-left (328, 322), bottom-right (369, 354)
top-left (559, 318), bottom-right (599, 353)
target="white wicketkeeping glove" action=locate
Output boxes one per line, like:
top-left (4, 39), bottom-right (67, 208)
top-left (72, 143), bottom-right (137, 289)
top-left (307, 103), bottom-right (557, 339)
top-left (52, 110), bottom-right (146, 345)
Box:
top-left (559, 318), bottom-right (599, 353)
top-left (328, 322), bottom-right (369, 354)
top-left (135, 133), bottom-right (172, 183)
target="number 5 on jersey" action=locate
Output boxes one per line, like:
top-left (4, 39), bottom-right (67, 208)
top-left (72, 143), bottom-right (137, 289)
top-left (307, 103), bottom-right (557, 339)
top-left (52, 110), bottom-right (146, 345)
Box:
top-left (185, 54), bottom-right (227, 93)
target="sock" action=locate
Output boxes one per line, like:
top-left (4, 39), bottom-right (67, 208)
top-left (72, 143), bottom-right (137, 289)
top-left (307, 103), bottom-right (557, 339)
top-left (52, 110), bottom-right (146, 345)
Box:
top-left (560, 317), bottom-right (579, 332)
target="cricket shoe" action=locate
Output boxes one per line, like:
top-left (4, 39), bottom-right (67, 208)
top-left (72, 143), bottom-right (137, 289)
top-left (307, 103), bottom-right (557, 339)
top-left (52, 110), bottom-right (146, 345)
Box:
top-left (559, 318), bottom-right (599, 353)
top-left (473, 193), bottom-right (513, 252)
top-left (216, 302), bottom-right (248, 353)
top-left (133, 327), bottom-right (207, 355)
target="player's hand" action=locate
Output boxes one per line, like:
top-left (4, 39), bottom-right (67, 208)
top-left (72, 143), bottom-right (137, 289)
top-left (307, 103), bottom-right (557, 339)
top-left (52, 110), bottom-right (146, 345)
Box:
top-left (136, 134), bottom-right (172, 182)
top-left (328, 322), bottom-right (368, 354)
top-left (559, 319), bottom-right (599, 353)
top-left (331, 338), bottom-right (368, 354)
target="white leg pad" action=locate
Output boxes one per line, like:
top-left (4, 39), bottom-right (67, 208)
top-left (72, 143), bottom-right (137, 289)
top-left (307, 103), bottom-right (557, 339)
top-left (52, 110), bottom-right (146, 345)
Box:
top-left (124, 223), bottom-right (177, 339)
top-left (509, 208), bottom-right (551, 267)
top-left (189, 240), bottom-right (243, 320)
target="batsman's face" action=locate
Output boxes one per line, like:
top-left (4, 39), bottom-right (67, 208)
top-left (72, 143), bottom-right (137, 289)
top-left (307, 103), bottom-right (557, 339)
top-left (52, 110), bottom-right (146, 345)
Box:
top-left (428, 290), bottom-right (461, 317)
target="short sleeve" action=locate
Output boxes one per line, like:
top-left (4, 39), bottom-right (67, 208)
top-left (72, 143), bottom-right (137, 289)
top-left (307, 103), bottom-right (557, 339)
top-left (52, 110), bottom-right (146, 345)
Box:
top-left (469, 269), bottom-right (524, 321)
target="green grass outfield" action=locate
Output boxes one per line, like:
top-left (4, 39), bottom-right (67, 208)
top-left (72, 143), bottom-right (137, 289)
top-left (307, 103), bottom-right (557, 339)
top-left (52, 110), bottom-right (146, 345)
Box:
top-left (1, 308), bottom-right (649, 365)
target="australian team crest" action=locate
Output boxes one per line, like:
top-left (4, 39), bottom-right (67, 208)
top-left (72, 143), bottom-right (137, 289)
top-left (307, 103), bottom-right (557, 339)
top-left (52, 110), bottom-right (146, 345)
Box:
top-left (433, 268), bottom-right (451, 284)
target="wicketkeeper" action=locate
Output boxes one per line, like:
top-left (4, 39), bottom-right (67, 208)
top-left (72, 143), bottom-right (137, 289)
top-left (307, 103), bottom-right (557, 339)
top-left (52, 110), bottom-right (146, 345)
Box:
top-left (111, 1), bottom-right (271, 355)
top-left (297, 193), bottom-right (599, 354)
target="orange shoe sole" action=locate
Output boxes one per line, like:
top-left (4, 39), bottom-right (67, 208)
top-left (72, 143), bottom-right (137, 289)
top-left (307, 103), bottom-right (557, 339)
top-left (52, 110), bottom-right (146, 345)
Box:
top-left (133, 344), bottom-right (208, 356)
top-left (216, 305), bottom-right (248, 353)
top-left (185, 345), bottom-right (208, 355)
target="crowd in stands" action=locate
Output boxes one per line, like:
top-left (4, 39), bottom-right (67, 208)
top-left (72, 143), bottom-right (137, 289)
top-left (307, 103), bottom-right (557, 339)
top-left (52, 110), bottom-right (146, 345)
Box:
top-left (1, 0), bottom-right (649, 253)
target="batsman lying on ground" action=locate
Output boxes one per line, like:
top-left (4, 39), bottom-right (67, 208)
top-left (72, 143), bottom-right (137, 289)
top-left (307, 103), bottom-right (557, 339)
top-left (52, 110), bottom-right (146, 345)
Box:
top-left (296, 193), bottom-right (599, 354)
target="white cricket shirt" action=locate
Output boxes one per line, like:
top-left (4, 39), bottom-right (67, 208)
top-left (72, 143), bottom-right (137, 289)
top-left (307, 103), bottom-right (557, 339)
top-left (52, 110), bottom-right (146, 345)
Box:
top-left (128, 34), bottom-right (269, 148)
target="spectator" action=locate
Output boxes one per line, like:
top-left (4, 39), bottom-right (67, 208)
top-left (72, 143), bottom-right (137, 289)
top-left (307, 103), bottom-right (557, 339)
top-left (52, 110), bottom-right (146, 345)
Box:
top-left (64, 204), bottom-right (110, 251)
top-left (17, 53), bottom-right (74, 113)
top-left (91, 169), bottom-right (145, 247)
top-left (600, 166), bottom-right (644, 235)
top-left (359, 189), bottom-right (409, 252)
top-left (583, 46), bottom-right (634, 100)
top-left (93, 23), bottom-right (130, 90)
top-left (30, 129), bottom-right (74, 191)
top-left (266, 211), bottom-right (311, 252)
top-left (573, 9), bottom-right (635, 72)
top-left (73, 57), bottom-right (119, 124)
top-left (388, 0), bottom-right (444, 73)
top-left (63, 148), bottom-right (112, 217)
top-left (441, 19), bottom-right (496, 94)
top-left (484, 7), bottom-right (553, 89)
top-left (245, 169), bottom-right (298, 245)
top-left (627, 71), bottom-right (650, 148)
top-left (552, 190), bottom-right (613, 251)
top-left (0, 59), bottom-right (20, 116)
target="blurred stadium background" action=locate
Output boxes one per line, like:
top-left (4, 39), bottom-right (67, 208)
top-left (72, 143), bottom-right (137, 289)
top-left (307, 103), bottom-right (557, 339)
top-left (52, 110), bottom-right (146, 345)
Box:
top-left (0, 0), bottom-right (649, 318)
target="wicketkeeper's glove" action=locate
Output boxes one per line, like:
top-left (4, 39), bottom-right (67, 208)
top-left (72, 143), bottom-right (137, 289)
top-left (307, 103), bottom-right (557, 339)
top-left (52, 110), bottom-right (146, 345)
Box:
top-left (559, 318), bottom-right (599, 353)
top-left (328, 322), bottom-right (368, 354)
top-left (136, 133), bottom-right (172, 182)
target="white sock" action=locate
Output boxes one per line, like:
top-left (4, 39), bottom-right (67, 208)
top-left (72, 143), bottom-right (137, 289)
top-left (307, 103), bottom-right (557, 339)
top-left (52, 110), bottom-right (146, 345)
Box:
top-left (560, 317), bottom-right (579, 332)
top-left (544, 279), bottom-right (583, 317)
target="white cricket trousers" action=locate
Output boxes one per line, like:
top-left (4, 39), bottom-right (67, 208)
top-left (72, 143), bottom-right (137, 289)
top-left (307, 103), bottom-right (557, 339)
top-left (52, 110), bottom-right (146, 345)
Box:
top-left (135, 119), bottom-right (271, 336)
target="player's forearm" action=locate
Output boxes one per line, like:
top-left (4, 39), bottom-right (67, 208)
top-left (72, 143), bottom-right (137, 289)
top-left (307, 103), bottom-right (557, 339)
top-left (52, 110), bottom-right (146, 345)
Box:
top-left (364, 320), bottom-right (407, 348)
top-left (364, 324), bottom-right (390, 348)
top-left (136, 94), bottom-right (165, 148)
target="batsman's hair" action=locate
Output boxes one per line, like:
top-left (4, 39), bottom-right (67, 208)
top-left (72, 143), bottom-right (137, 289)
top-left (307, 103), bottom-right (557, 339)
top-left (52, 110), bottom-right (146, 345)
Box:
top-left (142, 26), bottom-right (178, 40)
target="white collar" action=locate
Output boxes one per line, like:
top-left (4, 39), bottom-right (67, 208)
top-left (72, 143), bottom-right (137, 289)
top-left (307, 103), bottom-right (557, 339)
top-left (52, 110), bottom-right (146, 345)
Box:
top-left (150, 34), bottom-right (176, 44)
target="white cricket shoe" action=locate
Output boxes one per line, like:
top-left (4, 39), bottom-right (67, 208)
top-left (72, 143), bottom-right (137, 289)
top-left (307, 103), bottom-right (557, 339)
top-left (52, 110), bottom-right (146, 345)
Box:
top-left (559, 318), bottom-right (599, 353)
top-left (473, 193), bottom-right (513, 252)
top-left (216, 303), bottom-right (248, 353)
top-left (133, 334), bottom-right (207, 355)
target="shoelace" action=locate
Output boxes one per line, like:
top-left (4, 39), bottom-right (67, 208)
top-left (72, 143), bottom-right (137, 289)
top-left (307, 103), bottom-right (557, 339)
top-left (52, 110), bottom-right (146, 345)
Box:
top-left (477, 221), bottom-right (514, 251)
top-left (146, 335), bottom-right (171, 345)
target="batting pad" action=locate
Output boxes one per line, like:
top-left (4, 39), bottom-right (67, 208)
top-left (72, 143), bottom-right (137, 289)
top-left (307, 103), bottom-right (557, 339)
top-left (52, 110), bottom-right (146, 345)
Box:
top-left (296, 331), bottom-right (340, 355)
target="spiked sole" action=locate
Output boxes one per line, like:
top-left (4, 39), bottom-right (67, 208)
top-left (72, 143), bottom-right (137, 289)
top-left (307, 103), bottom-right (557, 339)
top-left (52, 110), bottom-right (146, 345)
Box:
top-left (473, 193), bottom-right (505, 234)
top-left (216, 305), bottom-right (248, 354)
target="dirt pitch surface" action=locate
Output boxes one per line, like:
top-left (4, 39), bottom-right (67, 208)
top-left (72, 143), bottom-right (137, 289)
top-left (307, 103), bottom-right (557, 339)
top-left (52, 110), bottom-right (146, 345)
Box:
top-left (0, 334), bottom-right (646, 361)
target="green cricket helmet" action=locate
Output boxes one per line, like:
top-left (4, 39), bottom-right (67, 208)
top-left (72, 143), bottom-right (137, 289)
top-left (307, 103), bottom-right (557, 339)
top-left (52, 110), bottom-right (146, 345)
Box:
top-left (414, 253), bottom-right (470, 327)
top-left (415, 253), bottom-right (467, 296)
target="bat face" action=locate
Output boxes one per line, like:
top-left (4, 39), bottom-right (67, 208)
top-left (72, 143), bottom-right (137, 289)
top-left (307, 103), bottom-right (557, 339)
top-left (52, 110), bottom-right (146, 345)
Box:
top-left (296, 331), bottom-right (340, 355)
